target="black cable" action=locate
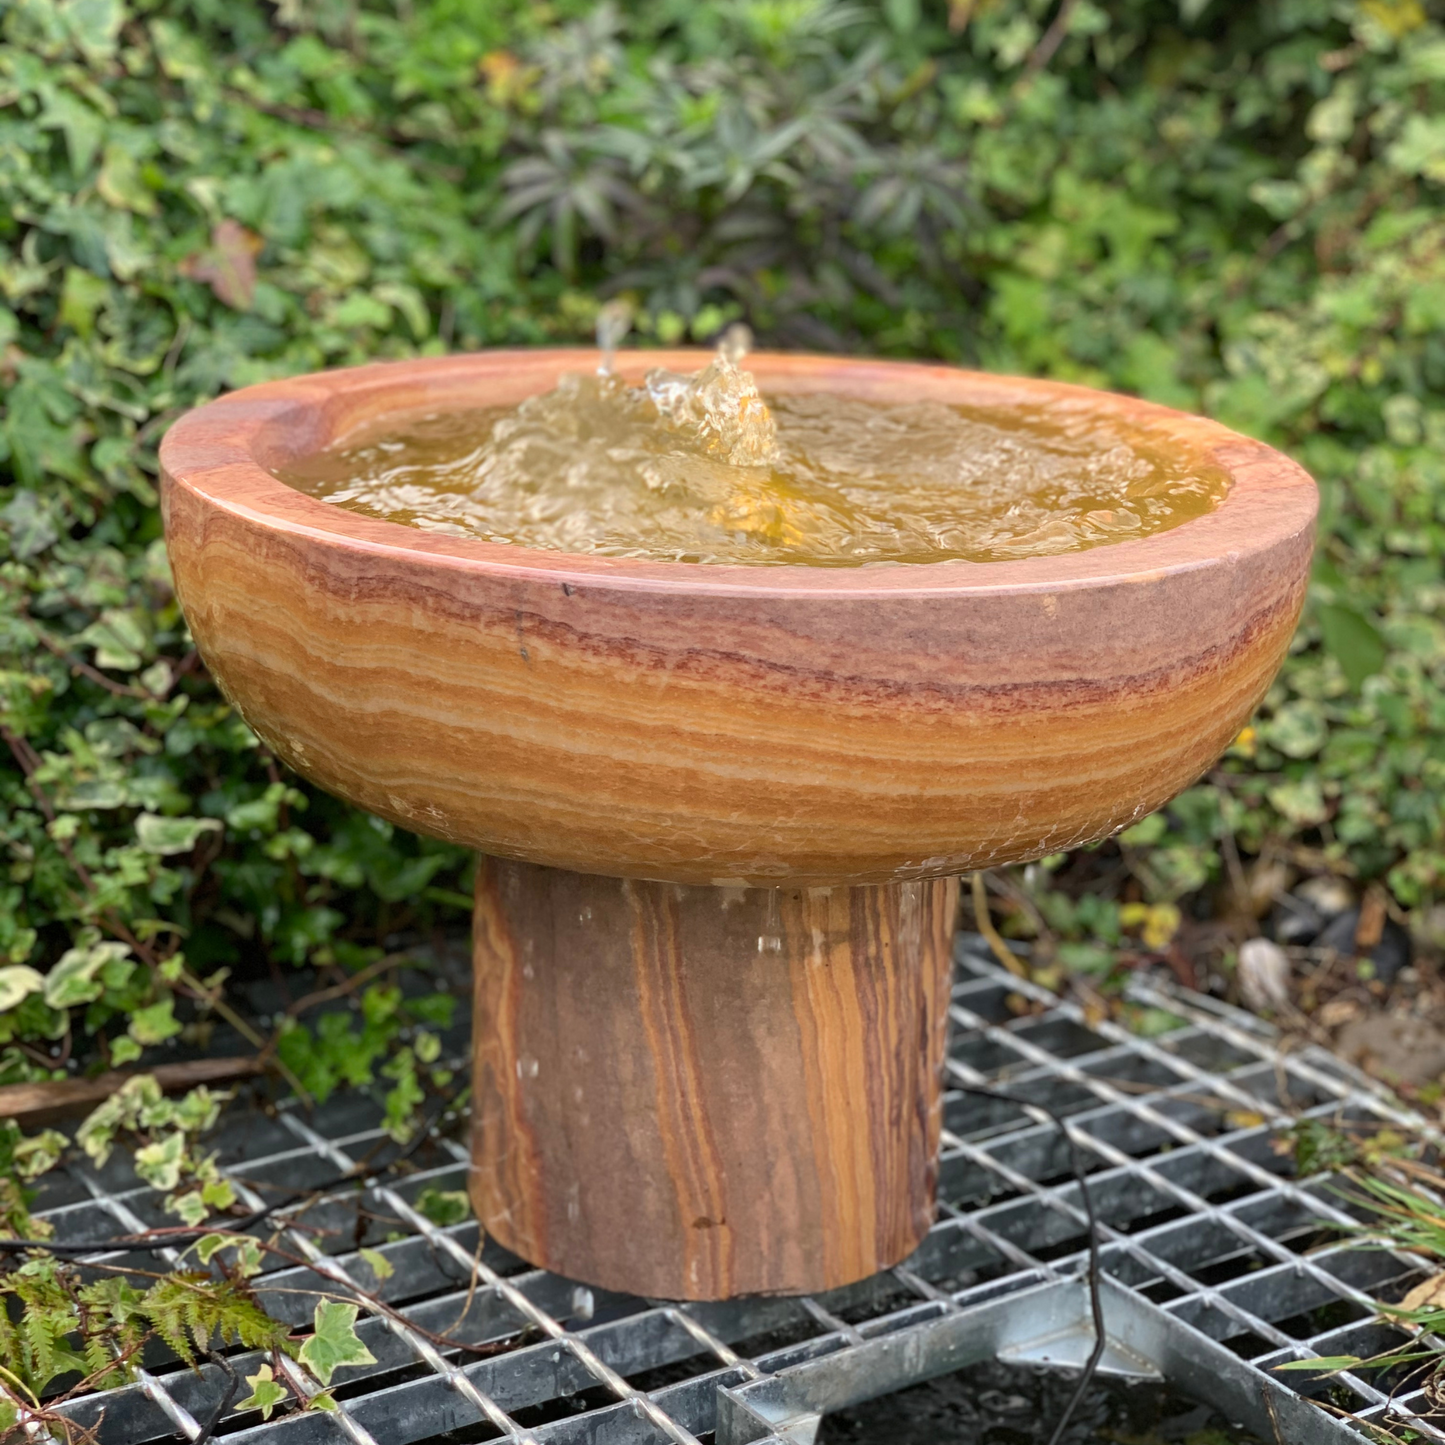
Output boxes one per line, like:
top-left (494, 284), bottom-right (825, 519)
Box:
top-left (951, 1083), bottom-right (1108, 1445)
top-left (192, 1351), bottom-right (241, 1445)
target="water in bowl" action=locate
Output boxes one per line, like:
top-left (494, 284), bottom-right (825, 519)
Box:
top-left (277, 317), bottom-right (1229, 567)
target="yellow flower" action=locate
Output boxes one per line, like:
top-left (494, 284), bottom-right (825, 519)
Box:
top-left (1121, 901), bottom-right (1182, 952)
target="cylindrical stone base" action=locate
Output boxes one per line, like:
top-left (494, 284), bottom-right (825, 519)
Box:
top-left (469, 857), bottom-right (958, 1300)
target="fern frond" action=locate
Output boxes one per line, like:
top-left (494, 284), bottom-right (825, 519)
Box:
top-left (144, 1276), bottom-right (203, 1366)
top-left (139, 1273), bottom-right (289, 1367)
top-left (82, 1331), bottom-right (113, 1385)
top-left (22, 1313), bottom-right (51, 1391)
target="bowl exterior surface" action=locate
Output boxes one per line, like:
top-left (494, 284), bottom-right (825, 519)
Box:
top-left (160, 352), bottom-right (1316, 886)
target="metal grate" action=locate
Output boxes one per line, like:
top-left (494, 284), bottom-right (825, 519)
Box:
top-left (27, 934), bottom-right (1445, 1444)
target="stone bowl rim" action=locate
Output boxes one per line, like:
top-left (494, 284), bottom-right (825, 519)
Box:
top-left (159, 348), bottom-right (1317, 596)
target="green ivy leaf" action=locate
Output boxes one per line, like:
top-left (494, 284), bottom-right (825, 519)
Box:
top-left (1386, 114), bottom-right (1445, 182)
top-left (414, 1188), bottom-right (471, 1228)
top-left (110, 1036), bottom-right (142, 1065)
top-left (0, 491), bottom-right (59, 559)
top-left (1054, 941), bottom-right (1115, 975)
top-left (75, 609), bottom-right (149, 672)
top-left (202, 1178), bottom-right (236, 1211)
top-left (298, 1301), bottom-right (376, 1386)
top-left (358, 1247), bottom-right (394, 1282)
top-left (129, 998), bottom-right (182, 1046)
top-left (58, 267), bottom-right (110, 338)
top-left (1317, 603), bottom-right (1388, 691)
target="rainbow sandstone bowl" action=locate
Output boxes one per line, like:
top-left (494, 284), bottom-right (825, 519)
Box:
top-left (159, 350), bottom-right (1315, 887)
top-left (161, 352), bottom-right (1317, 1300)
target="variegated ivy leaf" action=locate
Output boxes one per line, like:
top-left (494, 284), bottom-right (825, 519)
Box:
top-left (0, 963), bottom-right (44, 1012)
top-left (237, 1363), bottom-right (289, 1420)
top-left (134, 1131), bottom-right (186, 1191)
top-left (195, 1233), bottom-right (231, 1266)
top-left (76, 1076), bottom-right (196, 1168)
top-left (14, 1129), bottom-right (67, 1180)
top-left (44, 938), bottom-right (132, 1009)
top-left (233, 1238), bottom-right (265, 1278)
top-left (193, 1232), bottom-right (262, 1277)
top-left (298, 1302), bottom-right (376, 1386)
top-left (168, 1190), bottom-right (208, 1226)
top-left (134, 813), bottom-right (223, 856)
top-left (0, 490), bottom-right (58, 558)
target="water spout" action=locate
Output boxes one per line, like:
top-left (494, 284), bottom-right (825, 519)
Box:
top-left (596, 298), bottom-right (634, 376)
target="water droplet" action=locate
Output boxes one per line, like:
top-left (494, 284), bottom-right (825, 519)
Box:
top-left (898, 880), bottom-right (924, 970)
top-left (757, 887), bottom-right (783, 954)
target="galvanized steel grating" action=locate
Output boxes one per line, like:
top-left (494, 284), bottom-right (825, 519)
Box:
top-left (24, 934), bottom-right (1445, 1444)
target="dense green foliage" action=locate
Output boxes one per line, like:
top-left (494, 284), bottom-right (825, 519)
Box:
top-left (3, 0), bottom-right (1445, 1099)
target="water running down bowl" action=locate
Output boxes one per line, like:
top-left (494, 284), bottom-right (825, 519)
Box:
top-left (160, 351), bottom-right (1316, 1300)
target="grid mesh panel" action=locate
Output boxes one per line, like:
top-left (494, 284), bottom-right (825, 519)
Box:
top-left (24, 935), bottom-right (1445, 1444)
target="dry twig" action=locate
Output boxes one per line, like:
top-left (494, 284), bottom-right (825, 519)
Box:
top-left (0, 1058), bottom-right (264, 1126)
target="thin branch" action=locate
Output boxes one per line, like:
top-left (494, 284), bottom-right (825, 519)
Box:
top-left (986, 868), bottom-right (1056, 948)
top-left (0, 1058), bottom-right (263, 1126)
top-left (970, 871), bottom-right (1030, 978)
top-left (34, 633), bottom-right (148, 699)
top-left (283, 953), bottom-right (422, 1021)
top-left (179, 966), bottom-right (313, 1105)
top-left (1022, 0), bottom-right (1079, 79)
